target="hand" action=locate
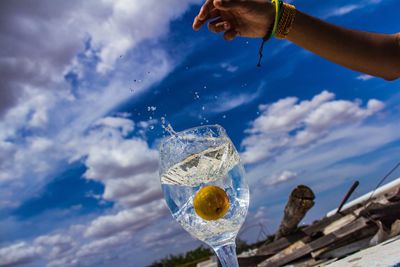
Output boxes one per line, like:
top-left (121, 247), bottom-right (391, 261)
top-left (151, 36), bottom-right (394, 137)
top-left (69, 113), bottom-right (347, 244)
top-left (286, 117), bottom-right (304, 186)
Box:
top-left (193, 0), bottom-right (275, 41)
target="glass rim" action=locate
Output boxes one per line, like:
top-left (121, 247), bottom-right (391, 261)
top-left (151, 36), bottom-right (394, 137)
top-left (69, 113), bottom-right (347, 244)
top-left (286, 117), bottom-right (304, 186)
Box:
top-left (159, 124), bottom-right (226, 151)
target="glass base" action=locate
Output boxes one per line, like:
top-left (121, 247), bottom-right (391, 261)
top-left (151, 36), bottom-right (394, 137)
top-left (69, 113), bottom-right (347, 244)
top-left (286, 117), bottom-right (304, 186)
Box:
top-left (213, 243), bottom-right (239, 267)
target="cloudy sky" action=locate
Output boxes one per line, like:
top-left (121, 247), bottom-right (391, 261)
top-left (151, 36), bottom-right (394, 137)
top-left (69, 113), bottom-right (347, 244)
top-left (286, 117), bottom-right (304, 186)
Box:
top-left (0, 0), bottom-right (400, 266)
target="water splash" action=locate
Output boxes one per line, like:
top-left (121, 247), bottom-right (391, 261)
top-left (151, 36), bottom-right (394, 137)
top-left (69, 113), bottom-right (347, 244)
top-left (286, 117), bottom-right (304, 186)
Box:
top-left (161, 116), bottom-right (178, 137)
top-left (164, 123), bottom-right (178, 136)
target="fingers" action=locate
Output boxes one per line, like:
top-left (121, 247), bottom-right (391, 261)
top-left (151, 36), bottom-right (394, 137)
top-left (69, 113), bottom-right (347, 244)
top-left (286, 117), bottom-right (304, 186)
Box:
top-left (193, 8), bottom-right (220, 31)
top-left (224, 29), bottom-right (238, 41)
top-left (193, 0), bottom-right (218, 31)
top-left (198, 0), bottom-right (214, 20)
top-left (208, 19), bottom-right (231, 33)
top-left (213, 0), bottom-right (246, 11)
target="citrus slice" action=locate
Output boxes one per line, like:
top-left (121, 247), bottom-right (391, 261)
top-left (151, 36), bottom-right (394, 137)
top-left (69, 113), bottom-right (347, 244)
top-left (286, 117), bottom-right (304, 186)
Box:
top-left (193, 185), bottom-right (229, 221)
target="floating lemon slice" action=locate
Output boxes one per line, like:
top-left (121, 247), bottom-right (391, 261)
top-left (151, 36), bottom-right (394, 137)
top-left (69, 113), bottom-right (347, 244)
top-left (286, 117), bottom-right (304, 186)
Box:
top-left (193, 185), bottom-right (229, 221)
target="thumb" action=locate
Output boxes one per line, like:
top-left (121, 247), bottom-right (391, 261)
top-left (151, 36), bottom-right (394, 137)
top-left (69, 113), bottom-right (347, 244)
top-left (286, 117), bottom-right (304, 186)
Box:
top-left (213, 0), bottom-right (247, 11)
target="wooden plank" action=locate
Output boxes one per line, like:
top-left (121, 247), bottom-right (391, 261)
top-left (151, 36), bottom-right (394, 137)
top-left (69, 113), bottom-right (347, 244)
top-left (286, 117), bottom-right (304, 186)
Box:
top-left (323, 214), bottom-right (357, 235)
top-left (311, 226), bottom-right (377, 259)
top-left (257, 217), bottom-right (369, 267)
top-left (255, 231), bottom-right (307, 256)
top-left (256, 212), bottom-right (348, 257)
top-left (315, 237), bottom-right (371, 260)
top-left (238, 256), bottom-right (268, 267)
top-left (260, 240), bottom-right (307, 265)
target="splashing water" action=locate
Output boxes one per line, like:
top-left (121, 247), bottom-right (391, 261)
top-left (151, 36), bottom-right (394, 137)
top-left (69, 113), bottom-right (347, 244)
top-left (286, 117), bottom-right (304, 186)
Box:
top-left (164, 124), bottom-right (178, 136)
top-left (160, 116), bottom-right (178, 137)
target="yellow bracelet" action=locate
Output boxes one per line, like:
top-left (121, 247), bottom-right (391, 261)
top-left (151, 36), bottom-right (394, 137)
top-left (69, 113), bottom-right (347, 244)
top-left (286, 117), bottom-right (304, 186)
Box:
top-left (275, 2), bottom-right (296, 39)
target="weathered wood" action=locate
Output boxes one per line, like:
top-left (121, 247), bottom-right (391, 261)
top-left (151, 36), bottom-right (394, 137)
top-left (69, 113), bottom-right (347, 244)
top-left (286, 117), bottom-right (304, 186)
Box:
top-left (285, 257), bottom-right (326, 267)
top-left (323, 214), bottom-right (357, 235)
top-left (390, 219), bottom-right (400, 237)
top-left (311, 226), bottom-right (377, 259)
top-left (237, 256), bottom-right (268, 267)
top-left (256, 231), bottom-right (307, 256)
top-left (314, 237), bottom-right (371, 261)
top-left (258, 240), bottom-right (307, 266)
top-left (275, 185), bottom-right (315, 240)
top-left (258, 217), bottom-right (370, 267)
top-left (256, 214), bottom-right (344, 257)
top-left (360, 200), bottom-right (400, 218)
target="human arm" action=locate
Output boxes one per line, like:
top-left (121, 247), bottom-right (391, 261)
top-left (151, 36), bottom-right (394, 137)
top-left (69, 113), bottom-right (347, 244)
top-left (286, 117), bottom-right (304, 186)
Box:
top-left (193, 0), bottom-right (400, 81)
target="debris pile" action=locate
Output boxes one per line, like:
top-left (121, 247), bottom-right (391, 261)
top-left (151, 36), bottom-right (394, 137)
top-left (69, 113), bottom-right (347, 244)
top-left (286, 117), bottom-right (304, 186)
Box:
top-left (238, 179), bottom-right (400, 267)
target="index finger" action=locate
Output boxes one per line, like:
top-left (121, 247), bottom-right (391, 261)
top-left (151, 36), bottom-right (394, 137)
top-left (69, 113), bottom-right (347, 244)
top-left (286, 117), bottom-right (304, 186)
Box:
top-left (198, 0), bottom-right (214, 20)
top-left (193, 0), bottom-right (214, 31)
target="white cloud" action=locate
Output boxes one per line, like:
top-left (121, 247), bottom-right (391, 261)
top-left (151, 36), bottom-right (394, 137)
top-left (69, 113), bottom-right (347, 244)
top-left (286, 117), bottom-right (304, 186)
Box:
top-left (241, 91), bottom-right (384, 164)
top-left (0, 0), bottom-right (201, 208)
top-left (0, 117), bottom-right (177, 267)
top-left (325, 4), bottom-right (361, 17)
top-left (264, 170), bottom-right (298, 186)
top-left (68, 117), bottom-right (161, 208)
top-left (0, 1), bottom-right (203, 266)
top-left (209, 82), bottom-right (264, 113)
top-left (323, 0), bottom-right (383, 18)
top-left (357, 74), bottom-right (374, 81)
top-left (93, 117), bottom-right (134, 136)
top-left (76, 232), bottom-right (132, 258)
top-left (243, 93), bottom-right (400, 216)
top-left (0, 242), bottom-right (43, 267)
top-left (221, 62), bottom-right (239, 73)
top-left (84, 201), bottom-right (166, 239)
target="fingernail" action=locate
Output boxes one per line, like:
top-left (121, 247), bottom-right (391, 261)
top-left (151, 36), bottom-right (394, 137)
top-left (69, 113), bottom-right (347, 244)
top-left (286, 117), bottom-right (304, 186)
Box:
top-left (224, 22), bottom-right (230, 30)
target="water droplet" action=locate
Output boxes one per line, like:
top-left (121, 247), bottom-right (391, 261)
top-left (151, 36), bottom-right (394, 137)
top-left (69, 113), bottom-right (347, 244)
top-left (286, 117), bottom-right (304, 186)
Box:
top-left (150, 125), bottom-right (154, 130)
top-left (222, 115), bottom-right (226, 119)
top-left (203, 85), bottom-right (207, 89)
top-left (147, 106), bottom-right (157, 112)
top-left (201, 106), bottom-right (205, 111)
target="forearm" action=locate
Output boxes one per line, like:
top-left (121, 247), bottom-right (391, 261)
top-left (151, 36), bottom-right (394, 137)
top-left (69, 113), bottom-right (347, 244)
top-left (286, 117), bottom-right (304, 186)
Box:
top-left (287, 10), bottom-right (400, 80)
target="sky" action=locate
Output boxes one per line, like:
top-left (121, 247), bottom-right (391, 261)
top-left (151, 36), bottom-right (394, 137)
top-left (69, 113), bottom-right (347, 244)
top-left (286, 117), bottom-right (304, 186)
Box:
top-left (0, 0), bottom-right (400, 266)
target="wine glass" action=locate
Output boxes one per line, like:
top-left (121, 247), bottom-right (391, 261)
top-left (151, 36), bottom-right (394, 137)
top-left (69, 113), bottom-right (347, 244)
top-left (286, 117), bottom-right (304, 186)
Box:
top-left (159, 125), bottom-right (249, 266)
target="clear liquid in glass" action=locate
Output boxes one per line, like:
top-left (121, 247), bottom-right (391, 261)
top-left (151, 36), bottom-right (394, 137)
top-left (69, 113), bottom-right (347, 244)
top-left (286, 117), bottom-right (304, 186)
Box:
top-left (160, 126), bottom-right (249, 248)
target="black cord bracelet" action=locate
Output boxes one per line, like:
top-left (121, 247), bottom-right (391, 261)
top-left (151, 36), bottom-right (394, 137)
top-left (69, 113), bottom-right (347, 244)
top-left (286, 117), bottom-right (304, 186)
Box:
top-left (257, 1), bottom-right (283, 67)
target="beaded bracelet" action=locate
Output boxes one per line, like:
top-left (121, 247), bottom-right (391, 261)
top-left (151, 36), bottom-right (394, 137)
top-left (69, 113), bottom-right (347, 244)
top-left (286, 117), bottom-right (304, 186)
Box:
top-left (275, 2), bottom-right (296, 39)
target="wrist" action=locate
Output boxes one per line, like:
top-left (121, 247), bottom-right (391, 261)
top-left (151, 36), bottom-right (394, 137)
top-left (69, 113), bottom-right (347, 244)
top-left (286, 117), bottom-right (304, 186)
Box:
top-left (275, 2), bottom-right (297, 39)
top-left (263, 2), bottom-right (276, 38)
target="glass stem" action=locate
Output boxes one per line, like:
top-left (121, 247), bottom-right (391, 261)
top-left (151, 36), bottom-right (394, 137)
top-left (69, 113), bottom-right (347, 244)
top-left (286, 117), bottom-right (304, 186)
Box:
top-left (213, 243), bottom-right (239, 267)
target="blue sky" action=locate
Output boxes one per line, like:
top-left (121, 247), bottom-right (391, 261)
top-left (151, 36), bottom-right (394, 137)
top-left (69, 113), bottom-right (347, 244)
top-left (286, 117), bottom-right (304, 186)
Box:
top-left (0, 0), bottom-right (400, 266)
